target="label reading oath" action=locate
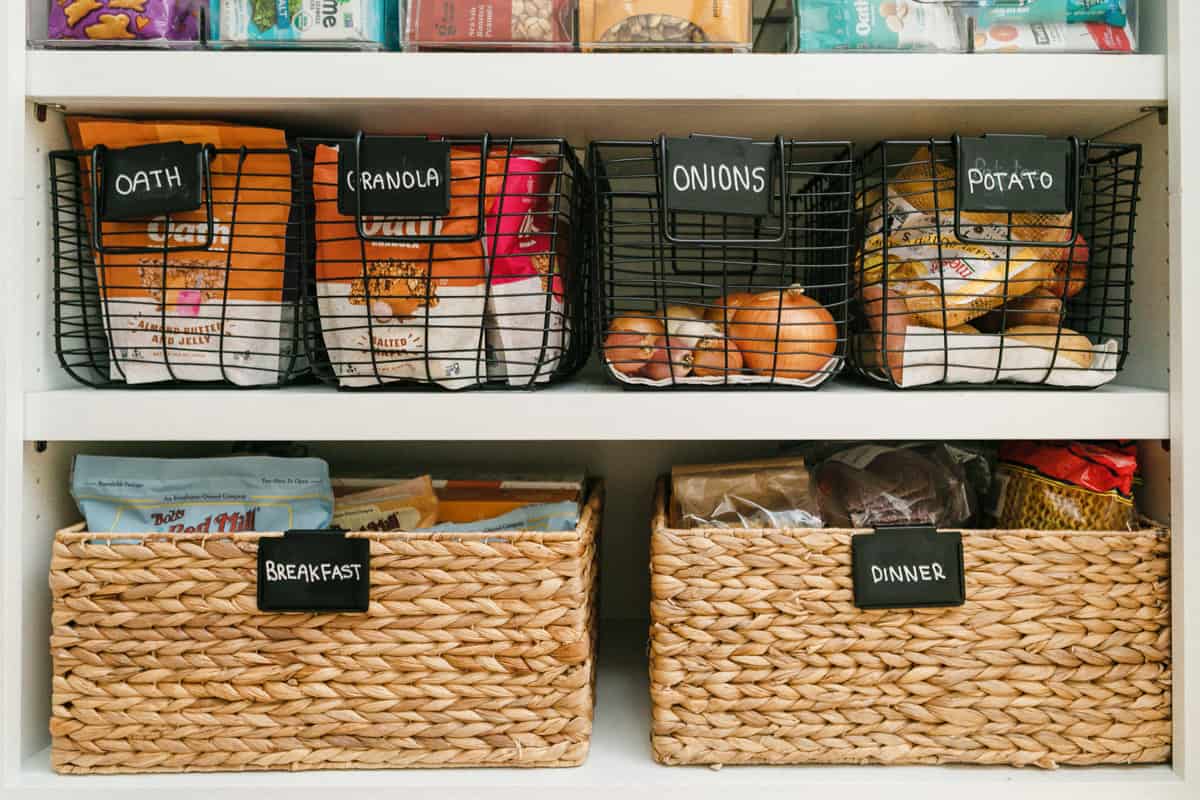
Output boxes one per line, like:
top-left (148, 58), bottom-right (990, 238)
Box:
top-left (664, 136), bottom-right (775, 217)
top-left (957, 135), bottom-right (1072, 214)
top-left (851, 526), bottom-right (965, 610)
top-left (257, 531), bottom-right (370, 612)
top-left (338, 138), bottom-right (451, 218)
top-left (101, 141), bottom-right (205, 222)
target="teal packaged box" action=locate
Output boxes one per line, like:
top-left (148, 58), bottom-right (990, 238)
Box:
top-left (210, 0), bottom-right (400, 47)
top-left (795, 1), bottom-right (964, 51)
top-left (973, 1), bottom-right (1127, 27)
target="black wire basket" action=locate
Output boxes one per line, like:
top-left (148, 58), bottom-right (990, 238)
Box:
top-left (299, 133), bottom-right (591, 391)
top-left (49, 143), bottom-right (306, 388)
top-left (590, 135), bottom-right (855, 389)
top-left (851, 135), bottom-right (1142, 389)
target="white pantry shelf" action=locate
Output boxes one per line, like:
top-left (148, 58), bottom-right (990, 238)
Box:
top-left (9, 624), bottom-right (1186, 800)
top-left (23, 51), bottom-right (1167, 140)
top-left (22, 381), bottom-right (1169, 441)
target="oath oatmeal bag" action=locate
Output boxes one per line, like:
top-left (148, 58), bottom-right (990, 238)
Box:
top-left (67, 117), bottom-right (295, 386)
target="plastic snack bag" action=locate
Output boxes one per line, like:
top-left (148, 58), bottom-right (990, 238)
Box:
top-left (991, 441), bottom-right (1137, 530)
top-left (794, 0), bottom-right (963, 51)
top-left (423, 500), bottom-right (580, 532)
top-left (49, 0), bottom-right (203, 43)
top-left (66, 117), bottom-right (295, 386)
top-left (71, 455), bottom-right (334, 533)
top-left (973, 0), bottom-right (1127, 26)
top-left (332, 475), bottom-right (439, 531)
top-left (670, 457), bottom-right (823, 530)
top-left (212, 0), bottom-right (399, 46)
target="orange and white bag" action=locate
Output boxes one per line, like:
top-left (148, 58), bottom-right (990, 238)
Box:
top-left (67, 117), bottom-right (294, 386)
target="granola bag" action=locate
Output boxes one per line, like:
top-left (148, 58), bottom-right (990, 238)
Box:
top-left (311, 144), bottom-right (507, 389)
top-left (48, 0), bottom-right (203, 42)
top-left (67, 117), bottom-right (294, 385)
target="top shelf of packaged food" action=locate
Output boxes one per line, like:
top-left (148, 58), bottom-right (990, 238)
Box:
top-left (24, 52), bottom-right (1166, 140)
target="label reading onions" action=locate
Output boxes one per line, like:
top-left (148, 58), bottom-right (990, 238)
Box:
top-left (664, 135), bottom-right (776, 217)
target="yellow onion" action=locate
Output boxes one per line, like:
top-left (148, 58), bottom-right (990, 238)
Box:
top-left (692, 337), bottom-right (744, 378)
top-left (603, 314), bottom-right (664, 376)
top-left (729, 287), bottom-right (838, 380)
top-left (643, 336), bottom-right (693, 381)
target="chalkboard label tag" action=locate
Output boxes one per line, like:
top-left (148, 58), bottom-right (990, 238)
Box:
top-left (338, 138), bottom-right (451, 218)
top-left (957, 135), bottom-right (1072, 214)
top-left (851, 526), bottom-right (965, 610)
top-left (664, 135), bottom-right (776, 217)
top-left (257, 531), bottom-right (370, 613)
top-left (100, 141), bottom-right (204, 222)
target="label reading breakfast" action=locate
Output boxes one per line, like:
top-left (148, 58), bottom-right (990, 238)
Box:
top-left (851, 526), bottom-right (965, 609)
top-left (337, 138), bottom-right (452, 219)
top-left (664, 136), bottom-right (776, 217)
top-left (101, 141), bottom-right (205, 222)
top-left (257, 532), bottom-right (370, 612)
top-left (957, 135), bottom-right (1072, 214)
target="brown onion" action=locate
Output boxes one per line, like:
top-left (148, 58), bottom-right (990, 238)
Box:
top-left (704, 292), bottom-right (757, 329)
top-left (692, 337), bottom-right (744, 378)
top-left (643, 336), bottom-right (693, 381)
top-left (603, 314), bottom-right (664, 376)
top-left (729, 287), bottom-right (838, 380)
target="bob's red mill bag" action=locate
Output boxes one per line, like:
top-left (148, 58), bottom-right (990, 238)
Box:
top-left (67, 117), bottom-right (293, 385)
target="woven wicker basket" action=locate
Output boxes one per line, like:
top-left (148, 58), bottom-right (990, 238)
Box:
top-left (50, 483), bottom-right (602, 774)
top-left (649, 480), bottom-right (1170, 769)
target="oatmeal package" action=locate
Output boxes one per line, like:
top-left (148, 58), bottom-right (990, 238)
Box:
top-left (580, 0), bottom-right (751, 50)
top-left (311, 143), bottom-right (510, 389)
top-left (67, 117), bottom-right (295, 385)
top-left (48, 0), bottom-right (203, 43)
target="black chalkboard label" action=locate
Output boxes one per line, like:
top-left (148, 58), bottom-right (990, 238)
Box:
top-left (957, 135), bottom-right (1072, 214)
top-left (257, 531), bottom-right (370, 613)
top-left (852, 526), bottom-right (965, 610)
top-left (664, 136), bottom-right (775, 217)
top-left (100, 141), bottom-right (204, 222)
top-left (338, 138), bottom-right (451, 218)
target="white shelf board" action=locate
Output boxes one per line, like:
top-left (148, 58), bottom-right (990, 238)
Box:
top-left (24, 52), bottom-right (1166, 140)
top-left (22, 380), bottom-right (1169, 441)
top-left (11, 623), bottom-right (1185, 800)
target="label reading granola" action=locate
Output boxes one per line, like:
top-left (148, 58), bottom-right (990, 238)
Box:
top-left (337, 138), bottom-right (451, 218)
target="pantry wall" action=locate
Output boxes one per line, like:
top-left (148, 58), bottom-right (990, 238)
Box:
top-left (4, 2), bottom-right (1200, 797)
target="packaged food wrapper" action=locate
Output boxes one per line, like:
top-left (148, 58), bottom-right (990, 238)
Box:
top-left (972, 18), bottom-right (1136, 52)
top-left (580, 0), bottom-right (751, 50)
top-left (71, 455), bottom-right (334, 534)
top-left (405, 0), bottom-right (574, 49)
top-left (972, 0), bottom-right (1127, 27)
top-left (794, 0), bottom-right (963, 52)
top-left (809, 443), bottom-right (982, 529)
top-left (422, 500), bottom-right (580, 532)
top-left (332, 475), bottom-right (439, 531)
top-left (48, 0), bottom-right (203, 42)
top-left (991, 440), bottom-right (1138, 531)
top-left (212, 0), bottom-right (399, 45)
top-left (670, 457), bottom-right (823, 530)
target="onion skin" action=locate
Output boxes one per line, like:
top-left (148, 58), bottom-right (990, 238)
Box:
top-left (704, 292), bottom-right (757, 330)
top-left (1047, 234), bottom-right (1089, 299)
top-left (603, 314), bottom-right (665, 376)
top-left (729, 289), bottom-right (838, 380)
top-left (692, 337), bottom-right (744, 378)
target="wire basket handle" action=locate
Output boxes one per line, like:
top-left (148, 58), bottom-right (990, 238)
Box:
top-left (88, 142), bottom-right (218, 255)
top-left (656, 134), bottom-right (790, 246)
top-left (951, 133), bottom-right (1082, 247)
top-left (348, 131), bottom-right (490, 245)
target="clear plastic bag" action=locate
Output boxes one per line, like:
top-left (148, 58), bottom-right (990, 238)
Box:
top-left (671, 457), bottom-right (823, 530)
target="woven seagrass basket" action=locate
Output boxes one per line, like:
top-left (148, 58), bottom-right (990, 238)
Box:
top-left (49, 483), bottom-right (602, 774)
top-left (649, 480), bottom-right (1170, 769)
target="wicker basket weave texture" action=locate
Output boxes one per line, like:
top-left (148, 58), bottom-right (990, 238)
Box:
top-left (49, 484), bottom-right (603, 774)
top-left (649, 481), bottom-right (1170, 769)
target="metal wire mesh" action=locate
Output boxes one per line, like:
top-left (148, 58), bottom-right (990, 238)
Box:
top-left (851, 137), bottom-right (1141, 389)
top-left (299, 135), bottom-right (590, 391)
top-left (50, 145), bottom-right (306, 388)
top-left (590, 137), bottom-right (854, 389)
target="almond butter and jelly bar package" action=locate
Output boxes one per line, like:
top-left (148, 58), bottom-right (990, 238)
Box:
top-left (67, 117), bottom-right (294, 385)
